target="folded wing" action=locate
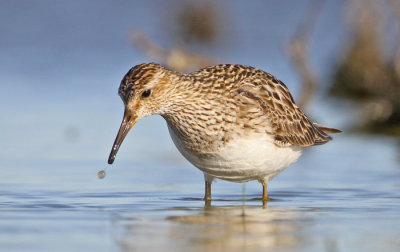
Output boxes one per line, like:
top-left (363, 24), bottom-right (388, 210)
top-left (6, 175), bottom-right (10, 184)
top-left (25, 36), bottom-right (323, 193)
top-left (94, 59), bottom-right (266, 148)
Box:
top-left (237, 80), bottom-right (340, 147)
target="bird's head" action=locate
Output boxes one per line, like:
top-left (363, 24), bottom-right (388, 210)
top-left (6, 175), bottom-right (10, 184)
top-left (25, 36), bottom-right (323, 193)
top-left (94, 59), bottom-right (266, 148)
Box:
top-left (108, 63), bottom-right (173, 164)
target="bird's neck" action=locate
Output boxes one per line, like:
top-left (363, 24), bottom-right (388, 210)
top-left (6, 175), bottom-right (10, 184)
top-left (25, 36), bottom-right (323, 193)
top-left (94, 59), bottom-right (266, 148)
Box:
top-left (159, 72), bottom-right (202, 116)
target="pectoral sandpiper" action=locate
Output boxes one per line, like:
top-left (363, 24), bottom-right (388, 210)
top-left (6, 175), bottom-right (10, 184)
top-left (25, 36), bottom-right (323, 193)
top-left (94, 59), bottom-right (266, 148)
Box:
top-left (108, 63), bottom-right (340, 201)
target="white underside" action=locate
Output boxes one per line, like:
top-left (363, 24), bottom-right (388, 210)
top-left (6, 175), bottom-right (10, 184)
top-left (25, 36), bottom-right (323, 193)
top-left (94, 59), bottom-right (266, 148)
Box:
top-left (168, 127), bottom-right (302, 183)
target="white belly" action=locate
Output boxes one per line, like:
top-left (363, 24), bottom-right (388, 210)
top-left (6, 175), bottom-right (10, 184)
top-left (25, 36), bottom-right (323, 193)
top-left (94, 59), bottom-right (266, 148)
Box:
top-left (168, 126), bottom-right (302, 183)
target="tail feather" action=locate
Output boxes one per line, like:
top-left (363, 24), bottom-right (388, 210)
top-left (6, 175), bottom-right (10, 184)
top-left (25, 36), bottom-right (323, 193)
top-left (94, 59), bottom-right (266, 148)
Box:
top-left (310, 123), bottom-right (341, 146)
top-left (313, 123), bottom-right (342, 134)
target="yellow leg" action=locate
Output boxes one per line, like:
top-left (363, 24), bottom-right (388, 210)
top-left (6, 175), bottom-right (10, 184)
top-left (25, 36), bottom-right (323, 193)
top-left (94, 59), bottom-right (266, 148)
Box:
top-left (204, 181), bottom-right (212, 201)
top-left (262, 181), bottom-right (269, 201)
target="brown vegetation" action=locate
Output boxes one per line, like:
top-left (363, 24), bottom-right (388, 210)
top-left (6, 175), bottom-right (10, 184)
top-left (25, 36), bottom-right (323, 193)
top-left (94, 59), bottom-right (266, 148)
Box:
top-left (330, 0), bottom-right (400, 135)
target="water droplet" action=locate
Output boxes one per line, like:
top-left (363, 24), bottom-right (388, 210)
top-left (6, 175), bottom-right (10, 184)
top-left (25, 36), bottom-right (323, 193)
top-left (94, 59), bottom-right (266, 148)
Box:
top-left (97, 169), bottom-right (106, 179)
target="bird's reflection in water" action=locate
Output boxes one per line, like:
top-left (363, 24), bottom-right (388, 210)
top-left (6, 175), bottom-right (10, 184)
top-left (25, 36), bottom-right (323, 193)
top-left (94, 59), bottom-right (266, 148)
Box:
top-left (113, 201), bottom-right (309, 251)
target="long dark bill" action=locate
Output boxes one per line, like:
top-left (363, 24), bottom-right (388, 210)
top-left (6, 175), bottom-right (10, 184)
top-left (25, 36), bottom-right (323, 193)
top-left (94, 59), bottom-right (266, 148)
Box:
top-left (108, 109), bottom-right (137, 164)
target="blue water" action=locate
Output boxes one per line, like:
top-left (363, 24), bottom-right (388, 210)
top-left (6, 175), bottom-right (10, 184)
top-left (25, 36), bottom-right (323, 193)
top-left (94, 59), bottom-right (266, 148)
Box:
top-left (1, 133), bottom-right (400, 251)
top-left (1, 1), bottom-right (400, 251)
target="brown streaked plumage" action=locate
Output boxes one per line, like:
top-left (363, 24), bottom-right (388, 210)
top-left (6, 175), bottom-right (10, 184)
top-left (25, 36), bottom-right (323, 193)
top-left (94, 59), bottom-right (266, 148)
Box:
top-left (108, 62), bottom-right (341, 202)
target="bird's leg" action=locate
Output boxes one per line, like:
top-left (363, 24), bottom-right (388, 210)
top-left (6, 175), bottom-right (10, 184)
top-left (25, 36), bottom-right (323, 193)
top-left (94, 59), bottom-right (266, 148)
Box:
top-left (203, 174), bottom-right (213, 201)
top-left (204, 181), bottom-right (212, 201)
top-left (262, 181), bottom-right (269, 202)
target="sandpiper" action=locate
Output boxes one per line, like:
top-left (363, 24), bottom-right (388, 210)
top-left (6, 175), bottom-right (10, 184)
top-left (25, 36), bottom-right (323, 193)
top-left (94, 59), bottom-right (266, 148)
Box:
top-left (108, 63), bottom-right (340, 201)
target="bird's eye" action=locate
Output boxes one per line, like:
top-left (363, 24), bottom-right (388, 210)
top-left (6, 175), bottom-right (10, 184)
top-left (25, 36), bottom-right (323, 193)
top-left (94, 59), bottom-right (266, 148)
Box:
top-left (141, 89), bottom-right (152, 98)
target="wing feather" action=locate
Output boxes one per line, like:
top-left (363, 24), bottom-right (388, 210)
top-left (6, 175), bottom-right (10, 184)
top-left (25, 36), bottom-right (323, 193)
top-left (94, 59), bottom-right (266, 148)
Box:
top-left (237, 79), bottom-right (334, 147)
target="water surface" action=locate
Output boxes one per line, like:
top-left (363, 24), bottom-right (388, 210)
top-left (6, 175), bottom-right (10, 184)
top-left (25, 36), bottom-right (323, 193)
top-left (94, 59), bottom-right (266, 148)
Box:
top-left (1, 134), bottom-right (399, 252)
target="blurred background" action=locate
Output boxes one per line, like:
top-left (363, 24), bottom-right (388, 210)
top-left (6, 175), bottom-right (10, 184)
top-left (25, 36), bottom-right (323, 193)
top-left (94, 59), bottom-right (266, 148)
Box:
top-left (1, 0), bottom-right (399, 251)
